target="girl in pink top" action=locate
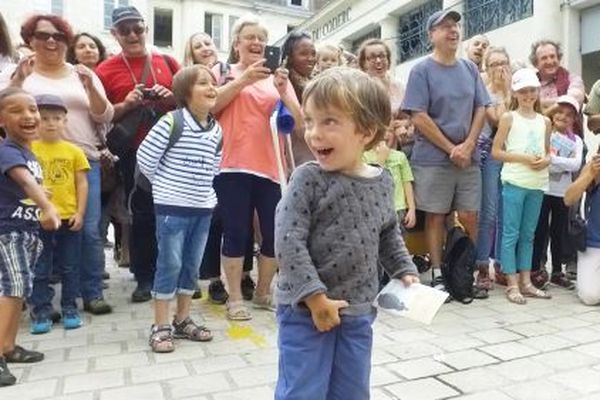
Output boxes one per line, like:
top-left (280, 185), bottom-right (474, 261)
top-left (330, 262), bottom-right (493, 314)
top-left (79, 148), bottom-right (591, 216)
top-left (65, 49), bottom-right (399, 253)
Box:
top-left (212, 16), bottom-right (301, 320)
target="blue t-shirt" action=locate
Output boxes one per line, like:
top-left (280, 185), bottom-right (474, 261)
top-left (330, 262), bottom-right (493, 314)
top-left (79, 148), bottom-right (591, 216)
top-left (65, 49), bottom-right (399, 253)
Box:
top-left (0, 139), bottom-right (43, 235)
top-left (587, 185), bottom-right (600, 249)
top-left (402, 57), bottom-right (491, 166)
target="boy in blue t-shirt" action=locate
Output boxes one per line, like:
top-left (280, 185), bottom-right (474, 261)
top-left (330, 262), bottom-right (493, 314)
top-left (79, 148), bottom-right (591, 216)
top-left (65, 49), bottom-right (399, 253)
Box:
top-left (0, 87), bottom-right (60, 386)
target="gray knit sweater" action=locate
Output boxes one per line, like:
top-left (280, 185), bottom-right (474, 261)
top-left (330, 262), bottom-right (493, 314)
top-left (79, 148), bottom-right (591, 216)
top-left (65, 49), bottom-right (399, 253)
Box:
top-left (274, 162), bottom-right (418, 316)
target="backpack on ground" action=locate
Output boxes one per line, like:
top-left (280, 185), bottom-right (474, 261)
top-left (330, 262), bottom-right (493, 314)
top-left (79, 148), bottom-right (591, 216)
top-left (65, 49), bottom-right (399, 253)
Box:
top-left (441, 226), bottom-right (475, 304)
top-left (134, 108), bottom-right (185, 192)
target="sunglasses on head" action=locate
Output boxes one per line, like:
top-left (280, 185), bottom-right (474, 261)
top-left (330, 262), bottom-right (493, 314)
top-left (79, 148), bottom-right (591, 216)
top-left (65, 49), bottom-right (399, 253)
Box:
top-left (116, 24), bottom-right (145, 36)
top-left (32, 31), bottom-right (67, 43)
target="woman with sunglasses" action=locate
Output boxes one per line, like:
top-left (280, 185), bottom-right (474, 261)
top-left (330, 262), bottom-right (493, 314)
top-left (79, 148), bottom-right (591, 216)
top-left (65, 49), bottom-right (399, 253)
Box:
top-left (357, 38), bottom-right (404, 111)
top-left (10, 14), bottom-right (114, 315)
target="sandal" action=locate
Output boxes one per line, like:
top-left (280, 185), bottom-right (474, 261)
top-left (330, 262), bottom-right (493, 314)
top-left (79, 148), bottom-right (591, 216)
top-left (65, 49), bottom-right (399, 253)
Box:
top-left (226, 300), bottom-right (252, 321)
top-left (521, 283), bottom-right (552, 299)
top-left (476, 266), bottom-right (493, 290)
top-left (149, 324), bottom-right (175, 353)
top-left (252, 294), bottom-right (276, 312)
top-left (4, 345), bottom-right (44, 363)
top-left (505, 286), bottom-right (526, 305)
top-left (172, 317), bottom-right (213, 342)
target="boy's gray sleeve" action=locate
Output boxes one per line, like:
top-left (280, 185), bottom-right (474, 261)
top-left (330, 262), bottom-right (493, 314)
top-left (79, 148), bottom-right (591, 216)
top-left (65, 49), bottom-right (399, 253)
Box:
top-left (275, 166), bottom-right (327, 307)
top-left (378, 179), bottom-right (418, 279)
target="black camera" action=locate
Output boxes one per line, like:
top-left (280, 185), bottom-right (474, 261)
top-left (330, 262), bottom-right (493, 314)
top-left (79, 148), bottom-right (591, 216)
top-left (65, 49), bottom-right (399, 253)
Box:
top-left (142, 88), bottom-right (160, 100)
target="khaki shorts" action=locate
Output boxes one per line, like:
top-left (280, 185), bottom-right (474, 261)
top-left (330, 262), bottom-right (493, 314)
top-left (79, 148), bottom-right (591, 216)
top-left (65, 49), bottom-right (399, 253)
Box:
top-left (412, 164), bottom-right (481, 214)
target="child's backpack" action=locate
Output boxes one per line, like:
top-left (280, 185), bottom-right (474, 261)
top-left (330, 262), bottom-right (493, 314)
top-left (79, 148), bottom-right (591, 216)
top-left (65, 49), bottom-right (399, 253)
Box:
top-left (134, 108), bottom-right (185, 192)
top-left (441, 226), bottom-right (475, 304)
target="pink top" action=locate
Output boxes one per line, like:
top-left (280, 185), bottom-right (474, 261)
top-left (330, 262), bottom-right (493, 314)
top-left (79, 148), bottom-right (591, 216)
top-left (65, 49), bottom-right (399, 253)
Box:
top-left (214, 64), bottom-right (298, 183)
top-left (22, 64), bottom-right (114, 160)
top-left (539, 70), bottom-right (585, 107)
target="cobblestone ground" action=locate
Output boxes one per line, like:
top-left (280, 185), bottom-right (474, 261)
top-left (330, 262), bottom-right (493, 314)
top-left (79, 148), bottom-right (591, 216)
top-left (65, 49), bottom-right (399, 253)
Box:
top-left (3, 250), bottom-right (600, 400)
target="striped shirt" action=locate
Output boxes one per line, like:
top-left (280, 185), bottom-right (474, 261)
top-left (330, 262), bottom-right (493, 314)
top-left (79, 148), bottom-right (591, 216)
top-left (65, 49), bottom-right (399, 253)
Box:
top-left (137, 108), bottom-right (222, 211)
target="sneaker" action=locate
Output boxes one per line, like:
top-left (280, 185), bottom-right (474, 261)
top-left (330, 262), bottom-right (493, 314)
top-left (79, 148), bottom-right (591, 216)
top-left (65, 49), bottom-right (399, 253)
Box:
top-left (208, 279), bottom-right (228, 304)
top-left (192, 288), bottom-right (202, 299)
top-left (50, 310), bottom-right (61, 324)
top-left (63, 310), bottom-right (82, 330)
top-left (131, 285), bottom-right (152, 303)
top-left (83, 299), bottom-right (113, 315)
top-left (550, 273), bottom-right (575, 290)
top-left (531, 269), bottom-right (549, 290)
top-left (0, 357), bottom-right (16, 387)
top-left (30, 319), bottom-right (52, 335)
top-left (241, 275), bottom-right (256, 301)
top-left (565, 260), bottom-right (577, 280)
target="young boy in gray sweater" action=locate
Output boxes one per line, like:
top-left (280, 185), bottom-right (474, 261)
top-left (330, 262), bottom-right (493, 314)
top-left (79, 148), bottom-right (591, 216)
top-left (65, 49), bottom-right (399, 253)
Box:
top-left (274, 67), bottom-right (419, 400)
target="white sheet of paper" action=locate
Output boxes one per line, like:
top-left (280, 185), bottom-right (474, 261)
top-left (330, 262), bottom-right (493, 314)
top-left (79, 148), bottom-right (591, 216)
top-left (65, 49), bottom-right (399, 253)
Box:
top-left (373, 281), bottom-right (448, 325)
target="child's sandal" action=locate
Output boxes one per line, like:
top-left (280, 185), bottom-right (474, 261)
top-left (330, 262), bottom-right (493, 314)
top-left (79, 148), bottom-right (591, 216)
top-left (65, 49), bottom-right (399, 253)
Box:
top-left (149, 324), bottom-right (175, 353)
top-left (226, 300), bottom-right (252, 321)
top-left (521, 283), bottom-right (552, 299)
top-left (505, 286), bottom-right (526, 305)
top-left (172, 317), bottom-right (213, 342)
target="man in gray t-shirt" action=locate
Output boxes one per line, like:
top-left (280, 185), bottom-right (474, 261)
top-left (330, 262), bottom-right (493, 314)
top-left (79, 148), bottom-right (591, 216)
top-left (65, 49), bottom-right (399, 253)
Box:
top-left (402, 9), bottom-right (490, 280)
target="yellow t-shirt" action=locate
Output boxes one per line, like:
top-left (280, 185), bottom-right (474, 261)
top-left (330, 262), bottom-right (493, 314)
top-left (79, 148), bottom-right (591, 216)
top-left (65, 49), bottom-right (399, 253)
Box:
top-left (31, 140), bottom-right (90, 219)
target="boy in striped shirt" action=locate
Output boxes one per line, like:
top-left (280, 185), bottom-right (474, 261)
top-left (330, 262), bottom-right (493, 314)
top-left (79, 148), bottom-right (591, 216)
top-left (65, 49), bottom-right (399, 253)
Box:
top-left (137, 65), bottom-right (221, 353)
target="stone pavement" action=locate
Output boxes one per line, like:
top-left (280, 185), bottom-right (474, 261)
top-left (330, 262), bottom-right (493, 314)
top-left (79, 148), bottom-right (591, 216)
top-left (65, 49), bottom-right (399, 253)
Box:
top-left (4, 254), bottom-right (600, 400)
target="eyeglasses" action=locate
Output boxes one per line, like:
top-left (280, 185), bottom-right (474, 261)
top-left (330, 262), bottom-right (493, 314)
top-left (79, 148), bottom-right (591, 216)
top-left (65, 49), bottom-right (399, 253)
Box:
top-left (116, 24), bottom-right (145, 36)
top-left (32, 31), bottom-right (67, 43)
top-left (240, 34), bottom-right (267, 43)
top-left (366, 53), bottom-right (387, 63)
top-left (488, 61), bottom-right (508, 68)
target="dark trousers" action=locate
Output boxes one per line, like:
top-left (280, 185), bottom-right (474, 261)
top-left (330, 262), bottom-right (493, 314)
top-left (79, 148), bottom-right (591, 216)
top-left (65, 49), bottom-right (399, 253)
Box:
top-left (199, 204), bottom-right (254, 280)
top-left (120, 149), bottom-right (157, 287)
top-left (532, 194), bottom-right (568, 274)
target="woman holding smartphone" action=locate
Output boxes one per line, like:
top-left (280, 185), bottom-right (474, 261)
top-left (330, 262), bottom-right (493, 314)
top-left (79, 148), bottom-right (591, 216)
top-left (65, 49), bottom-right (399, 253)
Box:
top-left (211, 16), bottom-right (301, 320)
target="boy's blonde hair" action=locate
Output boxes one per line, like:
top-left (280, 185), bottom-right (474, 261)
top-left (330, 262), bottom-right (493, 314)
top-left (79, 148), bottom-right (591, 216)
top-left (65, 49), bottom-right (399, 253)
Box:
top-left (303, 67), bottom-right (391, 150)
top-left (172, 65), bottom-right (216, 108)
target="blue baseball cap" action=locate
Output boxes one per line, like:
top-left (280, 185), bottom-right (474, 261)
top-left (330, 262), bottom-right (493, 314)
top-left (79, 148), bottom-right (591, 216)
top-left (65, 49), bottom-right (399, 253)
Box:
top-left (426, 9), bottom-right (461, 32)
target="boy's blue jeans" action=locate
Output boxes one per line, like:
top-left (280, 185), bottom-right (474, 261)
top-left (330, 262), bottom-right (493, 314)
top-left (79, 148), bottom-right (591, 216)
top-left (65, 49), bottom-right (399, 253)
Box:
top-left (152, 211), bottom-right (212, 300)
top-left (275, 305), bottom-right (375, 400)
top-left (500, 183), bottom-right (544, 274)
top-left (30, 223), bottom-right (82, 319)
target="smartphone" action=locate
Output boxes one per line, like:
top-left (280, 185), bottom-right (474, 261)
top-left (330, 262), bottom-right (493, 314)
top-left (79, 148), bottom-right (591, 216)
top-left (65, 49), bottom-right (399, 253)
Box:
top-left (264, 45), bottom-right (281, 73)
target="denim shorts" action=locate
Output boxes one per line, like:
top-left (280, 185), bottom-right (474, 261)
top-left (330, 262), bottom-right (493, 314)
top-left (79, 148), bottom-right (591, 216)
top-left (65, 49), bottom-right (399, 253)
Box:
top-left (152, 211), bottom-right (212, 300)
top-left (0, 231), bottom-right (43, 298)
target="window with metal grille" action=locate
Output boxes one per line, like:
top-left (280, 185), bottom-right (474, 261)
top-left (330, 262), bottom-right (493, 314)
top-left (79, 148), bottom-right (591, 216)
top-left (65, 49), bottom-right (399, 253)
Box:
top-left (396, 0), bottom-right (442, 63)
top-left (464, 0), bottom-right (533, 39)
top-left (351, 26), bottom-right (382, 53)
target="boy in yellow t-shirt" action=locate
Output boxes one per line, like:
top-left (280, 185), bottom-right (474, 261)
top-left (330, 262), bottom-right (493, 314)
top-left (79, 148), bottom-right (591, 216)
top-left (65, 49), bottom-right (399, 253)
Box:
top-left (29, 94), bottom-right (89, 334)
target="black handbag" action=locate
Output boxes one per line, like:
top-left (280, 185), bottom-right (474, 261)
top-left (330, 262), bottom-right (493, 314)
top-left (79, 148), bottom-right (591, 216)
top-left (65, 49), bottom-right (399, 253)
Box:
top-left (567, 203), bottom-right (587, 252)
top-left (106, 107), bottom-right (144, 157)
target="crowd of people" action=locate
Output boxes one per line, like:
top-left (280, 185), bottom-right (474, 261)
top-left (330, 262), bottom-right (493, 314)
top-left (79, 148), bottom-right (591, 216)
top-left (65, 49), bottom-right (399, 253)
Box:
top-left (1, 5), bottom-right (600, 397)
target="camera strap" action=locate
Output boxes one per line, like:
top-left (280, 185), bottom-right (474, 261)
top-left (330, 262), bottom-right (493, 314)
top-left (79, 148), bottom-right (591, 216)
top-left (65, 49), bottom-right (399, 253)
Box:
top-left (121, 53), bottom-right (157, 88)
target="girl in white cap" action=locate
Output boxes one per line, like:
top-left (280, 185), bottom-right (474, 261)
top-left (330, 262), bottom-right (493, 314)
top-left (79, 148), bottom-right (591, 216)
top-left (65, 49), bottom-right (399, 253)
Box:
top-left (491, 68), bottom-right (552, 304)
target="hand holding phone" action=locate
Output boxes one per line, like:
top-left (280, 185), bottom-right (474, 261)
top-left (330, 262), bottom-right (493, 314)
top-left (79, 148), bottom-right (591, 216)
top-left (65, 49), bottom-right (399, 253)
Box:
top-left (264, 45), bottom-right (281, 73)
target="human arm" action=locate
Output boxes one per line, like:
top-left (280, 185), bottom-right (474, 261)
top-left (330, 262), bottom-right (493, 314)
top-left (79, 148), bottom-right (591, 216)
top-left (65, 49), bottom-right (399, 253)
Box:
top-left (450, 106), bottom-right (486, 168)
top-left (7, 166), bottom-right (60, 230)
top-left (567, 72), bottom-right (586, 107)
top-left (212, 60), bottom-right (270, 115)
top-left (274, 67), bottom-right (304, 131)
top-left (136, 115), bottom-right (173, 181)
top-left (549, 136), bottom-right (583, 174)
top-left (402, 181), bottom-right (416, 228)
top-left (112, 85), bottom-right (143, 121)
top-left (69, 170), bottom-right (88, 231)
top-left (410, 112), bottom-right (455, 155)
top-left (564, 155), bottom-right (600, 206)
top-left (75, 65), bottom-right (114, 123)
top-left (530, 117), bottom-right (552, 171)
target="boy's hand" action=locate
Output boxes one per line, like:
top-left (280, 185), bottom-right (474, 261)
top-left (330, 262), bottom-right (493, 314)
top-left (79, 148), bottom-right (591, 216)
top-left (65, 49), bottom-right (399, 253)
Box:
top-left (399, 274), bottom-right (420, 287)
top-left (68, 213), bottom-right (84, 231)
top-left (403, 208), bottom-right (416, 229)
top-left (40, 205), bottom-right (60, 231)
top-left (304, 293), bottom-right (348, 332)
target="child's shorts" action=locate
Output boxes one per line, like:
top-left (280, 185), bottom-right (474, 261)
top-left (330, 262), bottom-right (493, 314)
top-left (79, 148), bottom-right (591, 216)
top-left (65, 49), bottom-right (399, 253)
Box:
top-left (0, 231), bottom-right (43, 298)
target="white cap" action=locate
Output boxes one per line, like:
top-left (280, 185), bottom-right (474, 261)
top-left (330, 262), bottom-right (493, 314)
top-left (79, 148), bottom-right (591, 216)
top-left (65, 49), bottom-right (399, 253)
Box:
top-left (511, 68), bottom-right (541, 91)
top-left (556, 94), bottom-right (579, 113)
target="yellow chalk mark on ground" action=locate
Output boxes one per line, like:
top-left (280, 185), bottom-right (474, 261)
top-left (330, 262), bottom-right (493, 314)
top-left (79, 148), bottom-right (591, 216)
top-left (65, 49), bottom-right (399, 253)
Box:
top-left (226, 323), bottom-right (267, 348)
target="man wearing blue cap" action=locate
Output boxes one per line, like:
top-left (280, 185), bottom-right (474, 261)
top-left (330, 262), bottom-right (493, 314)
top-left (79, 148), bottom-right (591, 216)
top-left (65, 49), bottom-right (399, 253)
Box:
top-left (402, 9), bottom-right (491, 291)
